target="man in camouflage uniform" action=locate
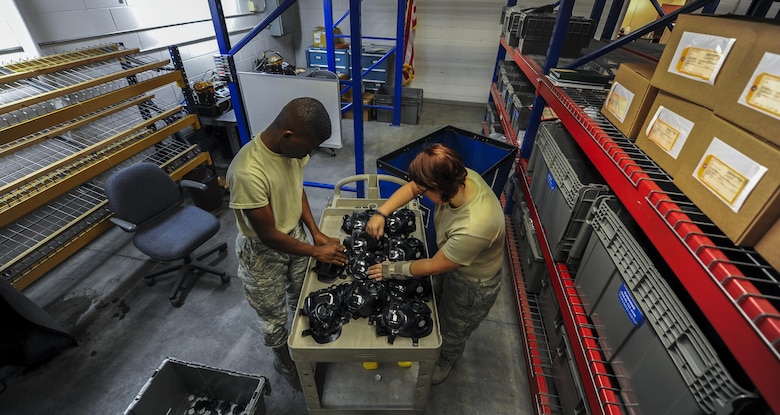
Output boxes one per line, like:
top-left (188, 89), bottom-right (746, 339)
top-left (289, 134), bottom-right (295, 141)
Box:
top-left (365, 144), bottom-right (505, 384)
top-left (227, 97), bottom-right (348, 391)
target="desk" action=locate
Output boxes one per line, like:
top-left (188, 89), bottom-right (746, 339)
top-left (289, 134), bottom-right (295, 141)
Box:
top-left (198, 109), bottom-right (241, 157)
top-left (289, 177), bottom-right (441, 414)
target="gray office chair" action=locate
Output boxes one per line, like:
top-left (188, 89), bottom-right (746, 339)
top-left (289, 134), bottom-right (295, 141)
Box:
top-left (104, 162), bottom-right (229, 307)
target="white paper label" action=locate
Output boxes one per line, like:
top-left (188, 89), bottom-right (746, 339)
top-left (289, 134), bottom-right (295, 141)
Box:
top-left (693, 138), bottom-right (767, 212)
top-left (668, 31), bottom-right (735, 85)
top-left (645, 105), bottom-right (694, 159)
top-left (739, 52), bottom-right (780, 121)
top-left (605, 81), bottom-right (635, 123)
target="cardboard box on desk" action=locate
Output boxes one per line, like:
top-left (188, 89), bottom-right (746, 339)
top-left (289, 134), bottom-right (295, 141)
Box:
top-left (712, 21), bottom-right (780, 148)
top-left (636, 91), bottom-right (711, 178)
top-left (650, 14), bottom-right (763, 110)
top-left (601, 62), bottom-right (659, 139)
top-left (673, 114), bottom-right (780, 246)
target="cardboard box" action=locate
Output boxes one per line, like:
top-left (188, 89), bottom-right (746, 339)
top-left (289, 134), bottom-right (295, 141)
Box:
top-left (712, 21), bottom-right (780, 147)
top-left (636, 91), bottom-right (711, 178)
top-left (342, 92), bottom-right (375, 121)
top-left (673, 115), bottom-right (780, 246)
top-left (601, 62), bottom-right (659, 139)
top-left (651, 14), bottom-right (762, 110)
top-left (755, 219), bottom-right (780, 270)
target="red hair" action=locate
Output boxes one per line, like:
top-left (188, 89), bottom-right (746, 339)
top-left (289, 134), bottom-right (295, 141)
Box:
top-left (408, 144), bottom-right (467, 203)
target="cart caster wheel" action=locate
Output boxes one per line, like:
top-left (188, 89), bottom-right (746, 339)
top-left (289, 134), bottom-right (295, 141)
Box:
top-left (220, 273), bottom-right (230, 285)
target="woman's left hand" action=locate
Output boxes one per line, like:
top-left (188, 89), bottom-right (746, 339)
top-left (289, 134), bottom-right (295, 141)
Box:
top-left (367, 263), bottom-right (385, 281)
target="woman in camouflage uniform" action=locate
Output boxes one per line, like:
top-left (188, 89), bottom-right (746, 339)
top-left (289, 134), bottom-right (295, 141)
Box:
top-left (366, 144), bottom-right (505, 385)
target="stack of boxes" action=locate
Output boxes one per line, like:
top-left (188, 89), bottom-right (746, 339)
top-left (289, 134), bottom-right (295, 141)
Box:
top-left (600, 14), bottom-right (780, 269)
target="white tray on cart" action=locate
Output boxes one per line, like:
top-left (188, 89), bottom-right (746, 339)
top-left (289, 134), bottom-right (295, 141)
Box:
top-left (289, 174), bottom-right (442, 414)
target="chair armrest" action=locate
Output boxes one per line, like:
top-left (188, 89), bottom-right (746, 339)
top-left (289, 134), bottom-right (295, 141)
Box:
top-left (180, 179), bottom-right (207, 191)
top-left (110, 217), bottom-right (137, 232)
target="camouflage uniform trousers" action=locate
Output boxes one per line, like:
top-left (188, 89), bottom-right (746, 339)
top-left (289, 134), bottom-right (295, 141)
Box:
top-left (435, 268), bottom-right (502, 366)
top-left (235, 222), bottom-right (309, 349)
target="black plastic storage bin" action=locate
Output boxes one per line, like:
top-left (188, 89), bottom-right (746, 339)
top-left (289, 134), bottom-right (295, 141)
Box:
top-left (377, 126), bottom-right (517, 254)
top-left (515, 12), bottom-right (595, 58)
top-left (375, 86), bottom-right (423, 125)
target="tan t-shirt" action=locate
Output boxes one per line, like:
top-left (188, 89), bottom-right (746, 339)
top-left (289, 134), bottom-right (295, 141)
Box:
top-left (435, 168), bottom-right (505, 281)
top-left (226, 133), bottom-right (308, 238)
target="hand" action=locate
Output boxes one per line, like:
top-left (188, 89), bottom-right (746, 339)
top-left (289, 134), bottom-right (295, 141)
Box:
top-left (313, 242), bottom-right (348, 266)
top-left (365, 214), bottom-right (385, 239)
top-left (313, 231), bottom-right (340, 246)
top-left (367, 263), bottom-right (385, 281)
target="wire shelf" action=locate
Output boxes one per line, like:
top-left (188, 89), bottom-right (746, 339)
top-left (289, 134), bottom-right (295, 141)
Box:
top-left (0, 43), bottom-right (201, 289)
top-left (0, 137), bottom-right (201, 284)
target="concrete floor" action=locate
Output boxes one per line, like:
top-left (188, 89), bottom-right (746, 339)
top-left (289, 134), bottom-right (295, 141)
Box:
top-left (0, 101), bottom-right (532, 415)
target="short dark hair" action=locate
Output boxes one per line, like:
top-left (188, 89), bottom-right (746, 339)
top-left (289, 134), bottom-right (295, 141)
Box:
top-left (274, 97), bottom-right (331, 144)
top-left (408, 144), bottom-right (467, 203)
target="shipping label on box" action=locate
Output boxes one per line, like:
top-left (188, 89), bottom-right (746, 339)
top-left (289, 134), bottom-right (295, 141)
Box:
top-left (693, 138), bottom-right (767, 212)
top-left (738, 52), bottom-right (780, 122)
top-left (605, 82), bottom-right (634, 123)
top-left (601, 62), bottom-right (658, 139)
top-left (645, 105), bottom-right (695, 159)
top-left (668, 32), bottom-right (736, 84)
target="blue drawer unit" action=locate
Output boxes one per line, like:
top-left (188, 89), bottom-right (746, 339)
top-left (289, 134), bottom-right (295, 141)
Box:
top-left (306, 47), bottom-right (348, 73)
top-left (306, 46), bottom-right (395, 92)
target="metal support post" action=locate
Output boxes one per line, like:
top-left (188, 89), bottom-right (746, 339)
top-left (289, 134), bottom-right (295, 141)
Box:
top-left (600, 0), bottom-right (626, 40)
top-left (392, 0), bottom-right (407, 126)
top-left (208, 0), bottom-right (248, 146)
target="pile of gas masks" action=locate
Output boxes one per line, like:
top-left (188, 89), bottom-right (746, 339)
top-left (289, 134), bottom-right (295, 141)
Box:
top-left (300, 278), bottom-right (434, 346)
top-left (301, 208), bottom-right (433, 346)
top-left (312, 208), bottom-right (424, 283)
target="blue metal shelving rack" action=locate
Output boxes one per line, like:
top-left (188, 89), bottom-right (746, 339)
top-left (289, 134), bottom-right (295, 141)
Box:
top-left (207, 0), bottom-right (407, 197)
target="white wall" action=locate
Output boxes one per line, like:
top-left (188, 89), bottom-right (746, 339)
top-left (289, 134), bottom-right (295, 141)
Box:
top-left (294, 0), bottom-right (623, 104)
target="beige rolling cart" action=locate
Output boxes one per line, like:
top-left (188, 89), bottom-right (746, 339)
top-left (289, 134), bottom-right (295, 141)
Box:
top-left (289, 174), bottom-right (442, 414)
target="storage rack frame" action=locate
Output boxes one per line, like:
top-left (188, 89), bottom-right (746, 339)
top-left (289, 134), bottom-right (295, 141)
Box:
top-left (494, 0), bottom-right (780, 413)
top-left (207, 0), bottom-right (406, 196)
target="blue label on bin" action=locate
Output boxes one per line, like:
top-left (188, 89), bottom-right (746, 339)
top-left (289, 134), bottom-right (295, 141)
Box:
top-left (618, 283), bottom-right (645, 327)
top-left (546, 171), bottom-right (557, 190)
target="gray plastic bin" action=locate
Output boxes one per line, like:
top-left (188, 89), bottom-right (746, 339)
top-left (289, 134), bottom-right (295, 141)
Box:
top-left (375, 86), bottom-right (423, 125)
top-left (527, 121), bottom-right (609, 262)
top-left (571, 196), bottom-right (756, 415)
top-left (124, 357), bottom-right (269, 415)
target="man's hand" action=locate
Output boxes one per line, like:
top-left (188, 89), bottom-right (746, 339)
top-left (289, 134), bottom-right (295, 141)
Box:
top-left (313, 231), bottom-right (341, 246)
top-left (313, 241), bottom-right (348, 266)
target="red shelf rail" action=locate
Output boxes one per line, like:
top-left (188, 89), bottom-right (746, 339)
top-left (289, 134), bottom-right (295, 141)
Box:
top-left (536, 77), bottom-right (780, 412)
top-left (505, 214), bottom-right (559, 415)
top-left (515, 170), bottom-right (624, 415)
top-left (496, 80), bottom-right (623, 413)
top-left (500, 36), bottom-right (543, 85)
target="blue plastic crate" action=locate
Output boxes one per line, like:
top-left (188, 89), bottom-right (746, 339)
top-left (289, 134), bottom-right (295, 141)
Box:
top-left (376, 126), bottom-right (517, 254)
